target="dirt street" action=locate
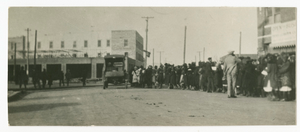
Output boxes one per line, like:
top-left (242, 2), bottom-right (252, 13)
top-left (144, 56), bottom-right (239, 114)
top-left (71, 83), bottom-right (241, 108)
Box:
top-left (8, 86), bottom-right (296, 126)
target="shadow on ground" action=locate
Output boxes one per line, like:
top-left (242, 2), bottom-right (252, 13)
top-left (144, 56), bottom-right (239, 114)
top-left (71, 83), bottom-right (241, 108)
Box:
top-left (8, 103), bottom-right (81, 113)
top-left (8, 91), bottom-right (32, 102)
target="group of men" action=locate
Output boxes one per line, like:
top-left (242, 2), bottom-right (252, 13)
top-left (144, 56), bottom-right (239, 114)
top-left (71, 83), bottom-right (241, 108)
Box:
top-left (18, 67), bottom-right (72, 90)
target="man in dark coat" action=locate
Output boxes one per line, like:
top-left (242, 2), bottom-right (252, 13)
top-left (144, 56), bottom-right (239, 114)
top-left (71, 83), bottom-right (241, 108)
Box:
top-left (204, 61), bottom-right (214, 93)
top-left (157, 65), bottom-right (164, 88)
top-left (145, 65), bottom-right (153, 88)
top-left (19, 66), bottom-right (27, 89)
top-left (242, 59), bottom-right (256, 97)
top-left (32, 69), bottom-right (41, 89)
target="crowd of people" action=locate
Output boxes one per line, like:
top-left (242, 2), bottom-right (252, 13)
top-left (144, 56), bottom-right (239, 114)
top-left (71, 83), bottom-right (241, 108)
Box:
top-left (128, 51), bottom-right (296, 101)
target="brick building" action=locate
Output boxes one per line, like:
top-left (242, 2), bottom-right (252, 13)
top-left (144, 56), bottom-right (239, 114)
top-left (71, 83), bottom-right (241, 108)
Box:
top-left (257, 7), bottom-right (296, 56)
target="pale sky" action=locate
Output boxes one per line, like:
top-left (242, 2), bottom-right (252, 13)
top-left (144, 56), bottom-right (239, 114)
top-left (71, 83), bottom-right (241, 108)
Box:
top-left (9, 7), bottom-right (258, 65)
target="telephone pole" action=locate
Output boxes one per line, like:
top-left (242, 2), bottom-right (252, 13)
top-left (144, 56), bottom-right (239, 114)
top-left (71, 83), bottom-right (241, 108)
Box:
top-left (141, 16), bottom-right (154, 67)
top-left (14, 42), bottom-right (17, 84)
top-left (183, 26), bottom-right (187, 64)
top-left (197, 51), bottom-right (201, 62)
top-left (34, 30), bottom-right (37, 70)
top-left (25, 28), bottom-right (31, 75)
top-left (152, 48), bottom-right (154, 67)
top-left (203, 47), bottom-right (205, 61)
top-left (157, 51), bottom-right (164, 64)
top-left (239, 32), bottom-right (242, 57)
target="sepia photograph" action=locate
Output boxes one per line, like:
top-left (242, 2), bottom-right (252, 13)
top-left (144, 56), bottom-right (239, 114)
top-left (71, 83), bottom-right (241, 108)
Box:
top-left (4, 1), bottom-right (298, 130)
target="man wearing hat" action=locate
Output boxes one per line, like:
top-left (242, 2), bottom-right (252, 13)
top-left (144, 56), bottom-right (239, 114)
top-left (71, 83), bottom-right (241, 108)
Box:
top-left (223, 50), bottom-right (241, 98)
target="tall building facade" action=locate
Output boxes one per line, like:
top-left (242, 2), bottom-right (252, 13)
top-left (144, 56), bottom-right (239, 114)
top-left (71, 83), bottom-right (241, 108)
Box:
top-left (257, 7), bottom-right (297, 55)
top-left (8, 30), bottom-right (144, 80)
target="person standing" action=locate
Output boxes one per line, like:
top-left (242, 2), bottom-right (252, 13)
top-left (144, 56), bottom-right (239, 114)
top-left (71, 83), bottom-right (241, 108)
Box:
top-left (19, 66), bottom-right (27, 90)
top-left (32, 69), bottom-right (41, 89)
top-left (169, 65), bottom-right (176, 89)
top-left (131, 66), bottom-right (139, 87)
top-left (223, 51), bottom-right (240, 98)
top-left (242, 59), bottom-right (255, 97)
top-left (278, 53), bottom-right (292, 101)
top-left (214, 62), bottom-right (223, 92)
top-left (263, 54), bottom-right (279, 101)
top-left (65, 69), bottom-right (71, 87)
top-left (152, 65), bottom-right (158, 88)
top-left (48, 72), bottom-right (53, 88)
top-left (157, 65), bottom-right (164, 89)
top-left (145, 65), bottom-right (153, 88)
top-left (59, 70), bottom-right (65, 87)
top-left (41, 69), bottom-right (47, 88)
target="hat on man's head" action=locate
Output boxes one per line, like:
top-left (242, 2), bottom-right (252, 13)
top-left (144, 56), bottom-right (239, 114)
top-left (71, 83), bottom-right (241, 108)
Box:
top-left (228, 50), bottom-right (234, 55)
top-left (208, 57), bottom-right (212, 60)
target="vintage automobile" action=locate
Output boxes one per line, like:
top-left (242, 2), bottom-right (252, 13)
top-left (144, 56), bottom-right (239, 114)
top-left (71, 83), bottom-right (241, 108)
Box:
top-left (102, 53), bottom-right (130, 89)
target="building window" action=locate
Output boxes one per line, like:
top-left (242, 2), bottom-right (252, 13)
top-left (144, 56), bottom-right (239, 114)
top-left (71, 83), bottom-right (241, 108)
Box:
top-left (107, 40), bottom-right (110, 47)
top-left (72, 53), bottom-right (77, 58)
top-left (49, 41), bottom-right (53, 49)
top-left (98, 40), bottom-right (101, 47)
top-left (11, 55), bottom-right (13, 59)
top-left (84, 53), bottom-right (88, 57)
top-left (124, 39), bottom-right (128, 47)
top-left (61, 41), bottom-right (64, 48)
top-left (38, 42), bottom-right (41, 49)
top-left (73, 41), bottom-right (76, 48)
top-left (84, 40), bottom-right (88, 48)
top-left (98, 53), bottom-right (101, 57)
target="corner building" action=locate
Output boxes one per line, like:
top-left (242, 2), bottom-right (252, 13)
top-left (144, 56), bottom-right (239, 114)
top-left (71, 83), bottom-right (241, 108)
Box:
top-left (257, 7), bottom-right (296, 56)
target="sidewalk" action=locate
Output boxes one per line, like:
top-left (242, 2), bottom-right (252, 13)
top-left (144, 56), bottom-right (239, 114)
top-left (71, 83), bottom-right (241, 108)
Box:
top-left (7, 81), bottom-right (104, 91)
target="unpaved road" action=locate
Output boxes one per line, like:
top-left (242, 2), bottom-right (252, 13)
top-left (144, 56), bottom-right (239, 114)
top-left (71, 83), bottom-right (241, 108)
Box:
top-left (8, 87), bottom-right (296, 126)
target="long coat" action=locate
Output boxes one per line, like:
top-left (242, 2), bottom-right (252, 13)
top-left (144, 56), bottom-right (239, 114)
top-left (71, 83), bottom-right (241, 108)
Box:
top-left (214, 66), bottom-right (223, 88)
top-left (278, 61), bottom-right (291, 87)
top-left (170, 68), bottom-right (177, 85)
top-left (157, 68), bottom-right (164, 83)
top-left (242, 62), bottom-right (256, 89)
top-left (263, 64), bottom-right (278, 89)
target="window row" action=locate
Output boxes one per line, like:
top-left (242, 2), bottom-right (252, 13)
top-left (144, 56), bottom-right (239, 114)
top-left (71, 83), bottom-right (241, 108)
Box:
top-left (35, 40), bottom-right (111, 49)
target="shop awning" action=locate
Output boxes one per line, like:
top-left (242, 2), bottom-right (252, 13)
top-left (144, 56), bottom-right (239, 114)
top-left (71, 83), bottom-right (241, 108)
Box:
top-left (270, 40), bottom-right (296, 49)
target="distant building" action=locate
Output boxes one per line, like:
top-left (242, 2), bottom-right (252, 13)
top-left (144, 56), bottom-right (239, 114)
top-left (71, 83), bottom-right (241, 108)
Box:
top-left (8, 30), bottom-right (144, 80)
top-left (8, 36), bottom-right (25, 59)
top-left (257, 7), bottom-right (296, 56)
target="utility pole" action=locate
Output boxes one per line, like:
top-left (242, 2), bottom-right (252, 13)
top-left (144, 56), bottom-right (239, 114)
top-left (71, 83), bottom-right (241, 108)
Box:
top-left (25, 28), bottom-right (31, 75)
top-left (157, 51), bottom-right (164, 65)
top-left (239, 32), bottom-right (242, 57)
top-left (197, 51), bottom-right (201, 62)
top-left (183, 26), bottom-right (187, 64)
top-left (152, 48), bottom-right (154, 67)
top-left (203, 47), bottom-right (205, 61)
top-left (141, 16), bottom-right (154, 67)
top-left (14, 42), bottom-right (16, 84)
top-left (34, 30), bottom-right (37, 70)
